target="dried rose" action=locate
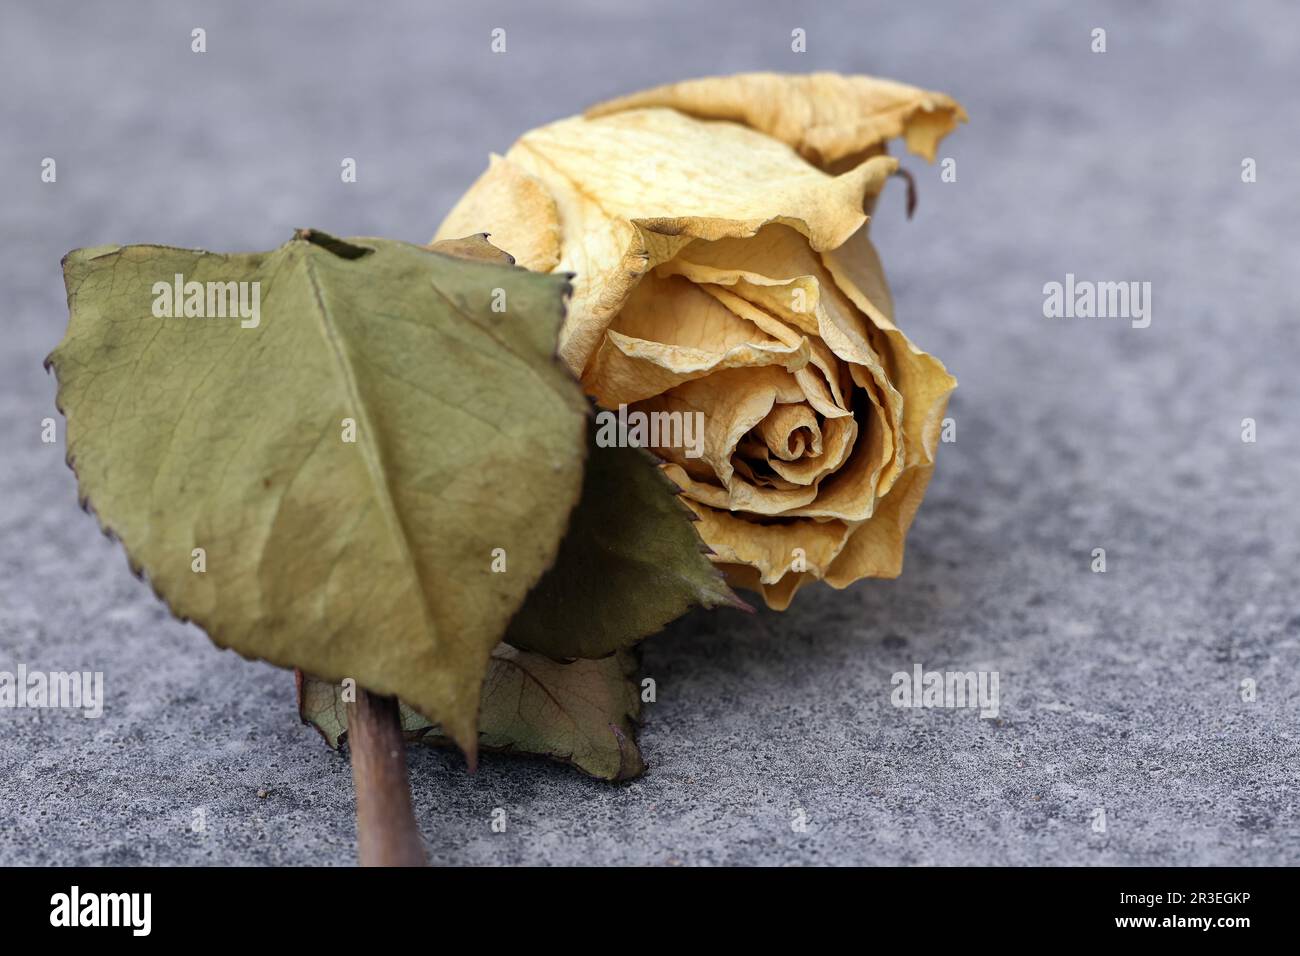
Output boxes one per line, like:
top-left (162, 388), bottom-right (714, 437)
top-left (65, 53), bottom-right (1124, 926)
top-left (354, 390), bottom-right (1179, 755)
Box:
top-left (436, 72), bottom-right (965, 608)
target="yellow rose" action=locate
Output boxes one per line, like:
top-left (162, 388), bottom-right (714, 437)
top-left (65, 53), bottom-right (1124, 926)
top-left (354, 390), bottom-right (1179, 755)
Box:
top-left (435, 72), bottom-right (966, 609)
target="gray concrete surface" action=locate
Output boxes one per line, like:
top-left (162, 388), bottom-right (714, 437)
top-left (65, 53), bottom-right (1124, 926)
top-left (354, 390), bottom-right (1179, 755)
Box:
top-left (1, 0), bottom-right (1298, 865)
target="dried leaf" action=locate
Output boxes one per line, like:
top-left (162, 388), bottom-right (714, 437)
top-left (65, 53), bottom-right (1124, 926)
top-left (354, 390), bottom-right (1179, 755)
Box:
top-left (505, 424), bottom-right (746, 661)
top-left (299, 644), bottom-right (646, 781)
top-left (47, 230), bottom-right (589, 758)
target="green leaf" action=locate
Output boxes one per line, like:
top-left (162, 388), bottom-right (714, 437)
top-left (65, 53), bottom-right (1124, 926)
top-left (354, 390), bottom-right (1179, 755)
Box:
top-left (47, 230), bottom-right (589, 758)
top-left (299, 644), bottom-right (646, 781)
top-left (504, 430), bottom-right (747, 660)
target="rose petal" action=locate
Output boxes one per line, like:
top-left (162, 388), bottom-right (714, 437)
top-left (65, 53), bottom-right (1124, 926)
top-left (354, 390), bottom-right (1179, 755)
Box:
top-left (764, 415), bottom-right (857, 487)
top-left (756, 402), bottom-right (821, 461)
top-left (582, 273), bottom-right (811, 407)
top-left (822, 227), bottom-right (957, 467)
top-left (433, 154), bottom-right (562, 272)
top-left (680, 283), bottom-right (846, 418)
top-left (824, 465), bottom-right (937, 584)
top-left (648, 367), bottom-right (825, 515)
top-left (659, 224), bottom-right (906, 500)
top-left (683, 496), bottom-right (854, 585)
top-left (586, 71), bottom-right (968, 167)
top-left (485, 109), bottom-right (895, 373)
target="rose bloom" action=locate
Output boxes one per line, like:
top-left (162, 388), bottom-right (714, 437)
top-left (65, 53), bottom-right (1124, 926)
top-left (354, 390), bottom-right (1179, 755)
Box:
top-left (436, 73), bottom-right (966, 609)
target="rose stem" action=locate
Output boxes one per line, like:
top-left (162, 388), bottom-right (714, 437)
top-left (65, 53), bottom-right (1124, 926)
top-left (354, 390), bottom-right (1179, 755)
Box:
top-left (346, 687), bottom-right (427, 866)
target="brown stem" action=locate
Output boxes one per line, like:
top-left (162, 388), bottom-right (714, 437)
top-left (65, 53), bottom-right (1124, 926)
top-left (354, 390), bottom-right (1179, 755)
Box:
top-left (346, 688), bottom-right (427, 866)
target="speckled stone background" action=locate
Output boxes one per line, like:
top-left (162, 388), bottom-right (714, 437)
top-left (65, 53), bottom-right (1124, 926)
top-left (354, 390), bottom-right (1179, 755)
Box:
top-left (2, 0), bottom-right (1297, 866)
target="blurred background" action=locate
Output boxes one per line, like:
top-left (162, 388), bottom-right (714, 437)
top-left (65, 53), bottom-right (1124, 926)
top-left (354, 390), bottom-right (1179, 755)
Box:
top-left (1, 0), bottom-right (1297, 864)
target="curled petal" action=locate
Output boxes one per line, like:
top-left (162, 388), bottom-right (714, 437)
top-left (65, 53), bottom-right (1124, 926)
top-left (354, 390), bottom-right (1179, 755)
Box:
top-left (586, 71), bottom-right (967, 168)
top-left (683, 495), bottom-right (854, 588)
top-left (823, 228), bottom-right (956, 466)
top-left (583, 273), bottom-right (812, 407)
top-left (825, 466), bottom-right (937, 584)
top-left (470, 108), bottom-right (895, 373)
top-left (664, 224), bottom-right (906, 494)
